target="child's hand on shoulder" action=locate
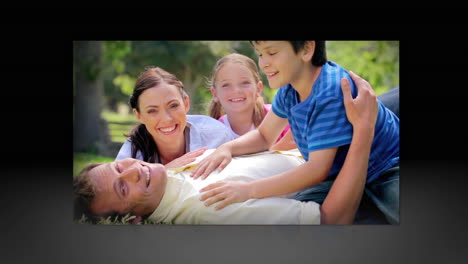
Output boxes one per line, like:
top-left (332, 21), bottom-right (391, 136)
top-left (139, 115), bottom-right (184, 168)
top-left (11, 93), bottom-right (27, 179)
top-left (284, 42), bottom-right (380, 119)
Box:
top-left (341, 71), bottom-right (378, 130)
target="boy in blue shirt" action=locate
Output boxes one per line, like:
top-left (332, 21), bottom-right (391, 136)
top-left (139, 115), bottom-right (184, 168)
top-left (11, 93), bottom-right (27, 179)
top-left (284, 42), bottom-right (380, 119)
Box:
top-left (192, 41), bottom-right (399, 224)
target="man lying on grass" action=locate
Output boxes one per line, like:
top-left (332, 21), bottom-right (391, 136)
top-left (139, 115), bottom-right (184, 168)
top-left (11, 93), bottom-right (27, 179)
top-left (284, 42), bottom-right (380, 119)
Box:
top-left (73, 74), bottom-right (378, 225)
top-left (76, 150), bottom-right (322, 224)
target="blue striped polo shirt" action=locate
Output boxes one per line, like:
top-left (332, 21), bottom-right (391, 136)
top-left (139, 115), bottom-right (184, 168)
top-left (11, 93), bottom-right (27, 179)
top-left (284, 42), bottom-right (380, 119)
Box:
top-left (272, 61), bottom-right (399, 183)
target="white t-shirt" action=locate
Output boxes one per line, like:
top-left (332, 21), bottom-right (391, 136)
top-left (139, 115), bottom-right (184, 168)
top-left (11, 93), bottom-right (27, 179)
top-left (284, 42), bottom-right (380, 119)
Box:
top-left (115, 115), bottom-right (234, 161)
top-left (218, 114), bottom-right (255, 139)
top-left (148, 149), bottom-right (321, 225)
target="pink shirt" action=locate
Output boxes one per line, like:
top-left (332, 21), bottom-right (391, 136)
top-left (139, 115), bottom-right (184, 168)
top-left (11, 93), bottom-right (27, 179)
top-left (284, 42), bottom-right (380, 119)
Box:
top-left (218, 104), bottom-right (290, 143)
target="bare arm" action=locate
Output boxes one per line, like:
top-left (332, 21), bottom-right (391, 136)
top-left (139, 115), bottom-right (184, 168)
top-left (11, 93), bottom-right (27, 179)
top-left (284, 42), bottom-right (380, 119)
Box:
top-left (269, 129), bottom-right (297, 151)
top-left (320, 71), bottom-right (378, 224)
top-left (200, 71), bottom-right (378, 221)
top-left (248, 147), bottom-right (337, 199)
top-left (200, 146), bottom-right (337, 209)
top-left (191, 111), bottom-right (288, 179)
top-left (227, 110), bottom-right (289, 156)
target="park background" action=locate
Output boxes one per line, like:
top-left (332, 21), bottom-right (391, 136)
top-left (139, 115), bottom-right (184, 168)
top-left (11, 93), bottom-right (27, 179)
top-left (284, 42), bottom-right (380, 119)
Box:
top-left (73, 41), bottom-right (399, 177)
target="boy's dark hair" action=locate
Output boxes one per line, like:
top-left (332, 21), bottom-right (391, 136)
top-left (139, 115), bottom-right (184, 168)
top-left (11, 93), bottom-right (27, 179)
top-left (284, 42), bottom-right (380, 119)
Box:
top-left (290, 41), bottom-right (327, 66)
top-left (251, 41), bottom-right (327, 66)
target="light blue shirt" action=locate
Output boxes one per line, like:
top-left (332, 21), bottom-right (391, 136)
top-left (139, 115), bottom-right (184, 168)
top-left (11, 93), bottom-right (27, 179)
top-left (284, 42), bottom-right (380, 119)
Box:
top-left (115, 115), bottom-right (234, 161)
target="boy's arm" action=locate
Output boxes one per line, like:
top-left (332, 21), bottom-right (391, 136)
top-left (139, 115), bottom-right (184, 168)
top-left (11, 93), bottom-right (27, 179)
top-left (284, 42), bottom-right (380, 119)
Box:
top-left (269, 129), bottom-right (297, 151)
top-left (191, 111), bottom-right (288, 179)
top-left (320, 71), bottom-right (378, 224)
top-left (227, 110), bottom-right (288, 155)
top-left (249, 148), bottom-right (338, 199)
top-left (200, 71), bottom-right (378, 223)
top-left (200, 147), bottom-right (337, 210)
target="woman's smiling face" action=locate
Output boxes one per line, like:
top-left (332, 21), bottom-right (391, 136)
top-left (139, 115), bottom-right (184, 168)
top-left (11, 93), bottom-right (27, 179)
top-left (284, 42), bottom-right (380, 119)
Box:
top-left (133, 82), bottom-right (190, 146)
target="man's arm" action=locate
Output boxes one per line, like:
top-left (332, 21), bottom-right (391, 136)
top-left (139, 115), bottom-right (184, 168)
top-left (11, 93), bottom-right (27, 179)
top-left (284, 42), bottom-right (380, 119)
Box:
top-left (320, 71), bottom-right (378, 224)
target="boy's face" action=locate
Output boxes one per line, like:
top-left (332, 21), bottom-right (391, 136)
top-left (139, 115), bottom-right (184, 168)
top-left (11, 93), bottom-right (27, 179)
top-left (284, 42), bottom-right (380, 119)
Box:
top-left (89, 158), bottom-right (168, 217)
top-left (253, 41), bottom-right (307, 89)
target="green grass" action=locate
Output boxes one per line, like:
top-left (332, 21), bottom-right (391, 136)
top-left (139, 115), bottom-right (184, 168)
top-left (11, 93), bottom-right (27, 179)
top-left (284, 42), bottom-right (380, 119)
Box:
top-left (101, 110), bottom-right (137, 123)
top-left (108, 123), bottom-right (134, 143)
top-left (102, 110), bottom-right (138, 143)
top-left (73, 152), bottom-right (114, 178)
top-left (77, 213), bottom-right (165, 225)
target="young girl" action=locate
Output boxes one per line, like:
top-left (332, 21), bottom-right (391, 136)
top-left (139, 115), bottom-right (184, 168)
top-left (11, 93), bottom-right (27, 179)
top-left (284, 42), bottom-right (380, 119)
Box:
top-left (207, 53), bottom-right (296, 151)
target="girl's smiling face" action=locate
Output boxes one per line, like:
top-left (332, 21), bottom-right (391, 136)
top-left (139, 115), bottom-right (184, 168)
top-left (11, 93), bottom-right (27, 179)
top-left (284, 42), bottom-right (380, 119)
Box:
top-left (211, 62), bottom-right (262, 115)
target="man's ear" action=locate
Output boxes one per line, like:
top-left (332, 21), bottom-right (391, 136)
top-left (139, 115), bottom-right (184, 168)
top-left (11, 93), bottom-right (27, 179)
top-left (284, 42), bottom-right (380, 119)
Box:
top-left (302, 41), bottom-right (315, 63)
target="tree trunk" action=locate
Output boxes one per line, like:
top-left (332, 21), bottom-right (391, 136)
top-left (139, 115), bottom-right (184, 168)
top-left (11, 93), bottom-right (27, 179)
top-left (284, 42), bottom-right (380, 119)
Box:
top-left (74, 41), bottom-right (112, 155)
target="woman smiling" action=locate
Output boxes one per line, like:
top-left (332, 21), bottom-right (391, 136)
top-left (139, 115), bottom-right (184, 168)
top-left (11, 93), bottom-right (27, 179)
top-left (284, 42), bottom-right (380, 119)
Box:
top-left (115, 66), bottom-right (233, 167)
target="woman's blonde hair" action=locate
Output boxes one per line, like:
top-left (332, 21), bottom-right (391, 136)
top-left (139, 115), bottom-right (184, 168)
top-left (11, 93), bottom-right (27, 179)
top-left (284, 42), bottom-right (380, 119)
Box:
top-left (207, 53), bottom-right (265, 127)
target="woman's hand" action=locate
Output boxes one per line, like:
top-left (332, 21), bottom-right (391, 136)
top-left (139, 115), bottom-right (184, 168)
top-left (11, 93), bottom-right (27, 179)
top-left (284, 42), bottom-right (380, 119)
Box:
top-left (190, 144), bottom-right (233, 179)
top-left (164, 147), bottom-right (207, 169)
top-left (199, 181), bottom-right (253, 210)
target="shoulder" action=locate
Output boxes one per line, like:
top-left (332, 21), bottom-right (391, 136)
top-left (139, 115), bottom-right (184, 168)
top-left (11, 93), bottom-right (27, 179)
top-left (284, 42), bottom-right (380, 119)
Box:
top-left (188, 115), bottom-right (230, 131)
top-left (218, 115), bottom-right (226, 124)
top-left (115, 139), bottom-right (132, 160)
top-left (274, 84), bottom-right (295, 103)
top-left (188, 115), bottom-right (233, 150)
top-left (314, 61), bottom-right (351, 98)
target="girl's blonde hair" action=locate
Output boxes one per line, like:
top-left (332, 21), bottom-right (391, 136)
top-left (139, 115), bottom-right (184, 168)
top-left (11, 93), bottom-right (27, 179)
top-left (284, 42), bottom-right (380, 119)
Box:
top-left (207, 53), bottom-right (265, 127)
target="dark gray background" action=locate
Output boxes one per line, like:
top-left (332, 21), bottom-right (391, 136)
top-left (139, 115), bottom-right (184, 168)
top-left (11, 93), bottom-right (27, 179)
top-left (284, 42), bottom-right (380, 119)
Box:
top-left (1, 17), bottom-right (467, 264)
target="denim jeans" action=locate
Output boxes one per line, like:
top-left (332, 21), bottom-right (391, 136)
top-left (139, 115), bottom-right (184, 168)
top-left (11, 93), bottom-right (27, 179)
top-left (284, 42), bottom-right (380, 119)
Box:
top-left (293, 165), bottom-right (400, 224)
top-left (365, 165), bottom-right (400, 224)
top-left (378, 87), bottom-right (399, 118)
top-left (292, 88), bottom-right (400, 223)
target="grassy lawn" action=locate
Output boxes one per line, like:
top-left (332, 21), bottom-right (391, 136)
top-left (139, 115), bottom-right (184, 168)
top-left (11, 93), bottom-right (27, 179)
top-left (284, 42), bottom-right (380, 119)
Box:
top-left (101, 109), bottom-right (138, 123)
top-left (73, 152), bottom-right (114, 178)
top-left (102, 110), bottom-right (138, 143)
top-left (74, 110), bottom-right (137, 177)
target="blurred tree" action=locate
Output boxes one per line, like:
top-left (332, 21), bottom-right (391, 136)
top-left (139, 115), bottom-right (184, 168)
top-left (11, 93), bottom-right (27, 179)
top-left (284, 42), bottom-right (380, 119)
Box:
top-left (327, 41), bottom-right (399, 95)
top-left (101, 40), bottom-right (399, 116)
top-left (108, 41), bottom-right (235, 114)
top-left (102, 41), bottom-right (132, 112)
top-left (73, 41), bottom-right (112, 155)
